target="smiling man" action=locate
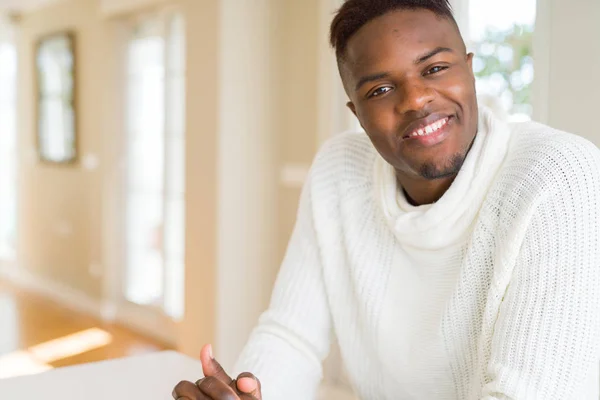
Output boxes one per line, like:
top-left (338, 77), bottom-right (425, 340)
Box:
top-left (173, 1), bottom-right (600, 399)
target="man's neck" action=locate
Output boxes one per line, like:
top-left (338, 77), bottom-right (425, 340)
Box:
top-left (397, 174), bottom-right (457, 206)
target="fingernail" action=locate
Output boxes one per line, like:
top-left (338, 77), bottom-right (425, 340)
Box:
top-left (208, 344), bottom-right (214, 360)
top-left (237, 376), bottom-right (258, 393)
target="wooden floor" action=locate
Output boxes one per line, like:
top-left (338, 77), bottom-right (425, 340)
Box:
top-left (0, 279), bottom-right (168, 375)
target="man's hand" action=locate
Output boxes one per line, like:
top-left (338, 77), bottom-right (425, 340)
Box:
top-left (172, 344), bottom-right (262, 400)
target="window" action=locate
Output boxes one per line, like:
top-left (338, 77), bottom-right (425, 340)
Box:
top-left (0, 42), bottom-right (17, 262)
top-left (467, 0), bottom-right (537, 121)
top-left (36, 33), bottom-right (76, 163)
top-left (124, 12), bottom-right (186, 320)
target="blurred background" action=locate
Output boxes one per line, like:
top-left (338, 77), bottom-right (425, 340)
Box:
top-left (0, 0), bottom-right (598, 396)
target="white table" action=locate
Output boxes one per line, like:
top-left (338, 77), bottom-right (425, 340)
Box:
top-left (0, 350), bottom-right (356, 400)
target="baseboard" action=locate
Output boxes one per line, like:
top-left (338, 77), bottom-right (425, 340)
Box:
top-left (0, 265), bottom-right (103, 320)
top-left (0, 265), bottom-right (176, 346)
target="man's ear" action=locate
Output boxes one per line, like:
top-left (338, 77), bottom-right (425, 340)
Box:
top-left (466, 52), bottom-right (475, 76)
top-left (347, 101), bottom-right (357, 117)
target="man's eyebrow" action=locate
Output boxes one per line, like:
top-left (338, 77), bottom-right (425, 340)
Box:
top-left (353, 47), bottom-right (454, 92)
top-left (415, 47), bottom-right (454, 65)
top-left (354, 72), bottom-right (391, 92)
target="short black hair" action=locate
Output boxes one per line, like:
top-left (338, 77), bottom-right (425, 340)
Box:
top-left (330, 0), bottom-right (456, 60)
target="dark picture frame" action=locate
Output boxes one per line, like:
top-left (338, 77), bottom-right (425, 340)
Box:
top-left (35, 31), bottom-right (77, 164)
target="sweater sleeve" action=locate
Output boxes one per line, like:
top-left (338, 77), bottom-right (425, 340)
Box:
top-left (233, 171), bottom-right (333, 400)
top-left (480, 140), bottom-right (600, 399)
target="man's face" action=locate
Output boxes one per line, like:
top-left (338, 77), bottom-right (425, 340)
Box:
top-left (342, 9), bottom-right (478, 180)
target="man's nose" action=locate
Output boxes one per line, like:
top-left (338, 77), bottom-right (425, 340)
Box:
top-left (396, 81), bottom-right (436, 114)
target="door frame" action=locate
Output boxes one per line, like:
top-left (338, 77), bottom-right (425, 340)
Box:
top-left (101, 7), bottom-right (185, 347)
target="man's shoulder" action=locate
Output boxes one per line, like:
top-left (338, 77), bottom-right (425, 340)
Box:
top-left (484, 121), bottom-right (600, 228)
top-left (504, 121), bottom-right (600, 191)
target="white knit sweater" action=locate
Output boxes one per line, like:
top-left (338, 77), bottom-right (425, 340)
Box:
top-left (234, 108), bottom-right (600, 400)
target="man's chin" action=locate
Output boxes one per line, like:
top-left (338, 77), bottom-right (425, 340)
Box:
top-left (418, 153), bottom-right (466, 180)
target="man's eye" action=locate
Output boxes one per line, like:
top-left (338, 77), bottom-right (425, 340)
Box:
top-left (425, 66), bottom-right (448, 75)
top-left (370, 86), bottom-right (393, 97)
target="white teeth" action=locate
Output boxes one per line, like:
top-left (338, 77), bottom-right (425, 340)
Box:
top-left (409, 117), bottom-right (449, 138)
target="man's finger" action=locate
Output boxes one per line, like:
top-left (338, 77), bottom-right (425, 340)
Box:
top-left (236, 372), bottom-right (261, 400)
top-left (200, 344), bottom-right (233, 384)
top-left (197, 376), bottom-right (239, 400)
top-left (173, 380), bottom-right (211, 400)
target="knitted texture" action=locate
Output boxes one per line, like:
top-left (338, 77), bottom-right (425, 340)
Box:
top-left (234, 114), bottom-right (600, 399)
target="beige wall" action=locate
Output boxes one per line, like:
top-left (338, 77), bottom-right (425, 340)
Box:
top-left (0, 14), bottom-right (14, 43)
top-left (214, 0), bottom-right (279, 369)
top-left (181, 0), bottom-right (326, 364)
top-left (543, 0), bottom-right (600, 147)
top-left (177, 0), bottom-right (220, 358)
top-left (18, 0), bottom-right (108, 299)
top-left (179, 0), bottom-right (326, 366)
top-left (214, 0), bottom-right (330, 370)
top-left (276, 0), bottom-right (321, 261)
